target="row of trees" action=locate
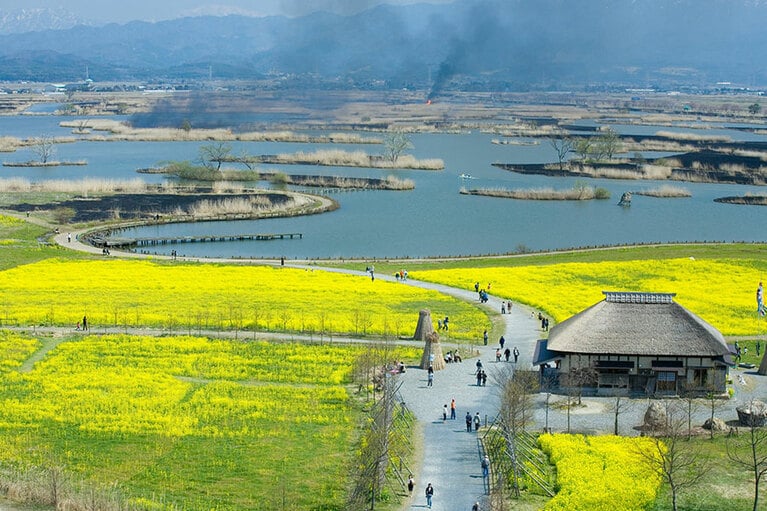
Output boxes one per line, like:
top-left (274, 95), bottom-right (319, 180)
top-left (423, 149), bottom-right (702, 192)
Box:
top-left (189, 131), bottom-right (414, 172)
top-left (549, 127), bottom-right (621, 170)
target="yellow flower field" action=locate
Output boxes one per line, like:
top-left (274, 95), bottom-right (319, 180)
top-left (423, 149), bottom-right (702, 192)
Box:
top-left (413, 257), bottom-right (767, 335)
top-left (0, 332), bottom-right (421, 510)
top-left (0, 258), bottom-right (487, 339)
top-left (0, 214), bottom-right (23, 227)
top-left (539, 433), bottom-right (662, 510)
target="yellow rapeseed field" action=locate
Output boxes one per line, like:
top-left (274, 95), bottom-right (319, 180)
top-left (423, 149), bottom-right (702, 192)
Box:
top-left (0, 332), bottom-right (421, 510)
top-left (413, 257), bottom-right (767, 336)
top-left (0, 259), bottom-right (487, 339)
top-left (539, 434), bottom-right (662, 511)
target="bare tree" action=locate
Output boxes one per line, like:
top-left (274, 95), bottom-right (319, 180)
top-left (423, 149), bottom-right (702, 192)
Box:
top-left (679, 382), bottom-right (702, 440)
top-left (383, 130), bottom-right (412, 163)
top-left (549, 131), bottom-right (573, 171)
top-left (30, 134), bottom-right (56, 163)
top-left (593, 127), bottom-right (621, 160)
top-left (705, 386), bottom-right (726, 440)
top-left (540, 371), bottom-right (558, 433)
top-left (634, 403), bottom-right (710, 511)
top-left (607, 395), bottom-right (632, 435)
top-left (497, 367), bottom-right (537, 497)
top-left (198, 142), bottom-right (232, 171)
top-left (572, 137), bottom-right (593, 162)
top-left (727, 400), bottom-right (767, 511)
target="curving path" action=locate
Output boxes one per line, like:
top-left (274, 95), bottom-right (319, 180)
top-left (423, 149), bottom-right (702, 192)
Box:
top-left (40, 224), bottom-right (543, 511)
top-left (23, 222), bottom-right (767, 511)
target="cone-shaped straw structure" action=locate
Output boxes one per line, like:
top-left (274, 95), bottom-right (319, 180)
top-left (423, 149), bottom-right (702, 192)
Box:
top-left (414, 309), bottom-right (444, 370)
top-left (413, 309), bottom-right (435, 341)
top-left (420, 331), bottom-right (445, 371)
top-left (758, 352), bottom-right (767, 375)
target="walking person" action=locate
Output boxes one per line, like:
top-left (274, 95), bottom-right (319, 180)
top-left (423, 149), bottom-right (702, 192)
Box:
top-left (427, 365), bottom-right (434, 387)
top-left (472, 502), bottom-right (481, 511)
top-left (513, 346), bottom-right (519, 363)
top-left (465, 412), bottom-right (473, 432)
top-left (425, 482), bottom-right (434, 508)
top-left (481, 454), bottom-right (490, 478)
top-left (82, 315), bottom-right (88, 331)
top-left (504, 347), bottom-right (511, 362)
top-left (481, 370), bottom-right (487, 386)
top-left (474, 412), bottom-right (481, 431)
top-left (483, 330), bottom-right (488, 345)
top-left (450, 398), bottom-right (456, 420)
top-left (407, 475), bottom-right (414, 496)
top-left (442, 404), bottom-right (448, 422)
top-left (499, 335), bottom-right (505, 349)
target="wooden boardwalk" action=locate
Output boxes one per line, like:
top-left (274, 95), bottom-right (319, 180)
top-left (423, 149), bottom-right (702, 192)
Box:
top-left (91, 233), bottom-right (302, 248)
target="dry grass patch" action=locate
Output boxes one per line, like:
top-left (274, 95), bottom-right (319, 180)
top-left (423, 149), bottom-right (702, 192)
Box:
top-left (0, 137), bottom-right (22, 152)
top-left (181, 196), bottom-right (276, 217)
top-left (266, 149), bottom-right (444, 170)
top-left (0, 178), bottom-right (156, 194)
top-left (633, 185), bottom-right (691, 197)
top-left (655, 130), bottom-right (732, 143)
top-left (60, 119), bottom-right (382, 144)
top-left (463, 185), bottom-right (609, 200)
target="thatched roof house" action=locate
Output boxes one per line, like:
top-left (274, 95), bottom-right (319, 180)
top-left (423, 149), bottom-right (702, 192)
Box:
top-left (533, 291), bottom-right (733, 396)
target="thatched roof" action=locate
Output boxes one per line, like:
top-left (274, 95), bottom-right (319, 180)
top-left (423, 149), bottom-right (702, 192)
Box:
top-left (547, 292), bottom-right (729, 357)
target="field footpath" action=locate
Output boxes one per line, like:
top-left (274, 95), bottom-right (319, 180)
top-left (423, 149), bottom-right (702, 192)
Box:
top-left (38, 226), bottom-right (542, 510)
top-left (34, 225), bottom-right (767, 509)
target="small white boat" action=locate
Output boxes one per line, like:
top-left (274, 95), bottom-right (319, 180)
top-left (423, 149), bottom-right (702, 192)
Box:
top-left (459, 173), bottom-right (474, 179)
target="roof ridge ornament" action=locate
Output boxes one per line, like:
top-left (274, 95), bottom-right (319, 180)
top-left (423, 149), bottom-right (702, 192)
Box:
top-left (602, 291), bottom-right (676, 304)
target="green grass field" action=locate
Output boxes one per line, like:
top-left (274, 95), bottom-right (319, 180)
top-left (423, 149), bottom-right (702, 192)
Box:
top-left (2, 215), bottom-right (767, 511)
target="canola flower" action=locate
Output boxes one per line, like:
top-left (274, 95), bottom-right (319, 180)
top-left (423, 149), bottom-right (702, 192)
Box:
top-left (0, 330), bottom-right (39, 372)
top-left (414, 257), bottom-right (767, 335)
top-left (0, 332), bottom-right (421, 510)
top-left (0, 259), bottom-right (487, 339)
top-left (539, 433), bottom-right (662, 511)
top-left (0, 214), bottom-right (23, 227)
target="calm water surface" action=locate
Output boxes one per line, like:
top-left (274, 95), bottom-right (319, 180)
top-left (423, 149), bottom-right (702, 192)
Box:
top-left (1, 115), bottom-right (766, 259)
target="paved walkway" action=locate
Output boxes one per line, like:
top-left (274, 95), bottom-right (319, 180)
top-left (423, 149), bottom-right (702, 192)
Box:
top-left (386, 281), bottom-right (540, 511)
top-left (18, 224), bottom-right (767, 510)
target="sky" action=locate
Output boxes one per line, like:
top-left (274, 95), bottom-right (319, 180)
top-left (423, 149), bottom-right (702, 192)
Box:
top-left (3, 0), bottom-right (454, 23)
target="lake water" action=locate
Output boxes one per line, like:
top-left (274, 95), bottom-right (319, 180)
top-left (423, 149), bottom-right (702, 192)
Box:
top-left (1, 114), bottom-right (766, 259)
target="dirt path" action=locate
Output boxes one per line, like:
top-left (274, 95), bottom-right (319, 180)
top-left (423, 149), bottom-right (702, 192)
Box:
top-left (12, 230), bottom-right (539, 511)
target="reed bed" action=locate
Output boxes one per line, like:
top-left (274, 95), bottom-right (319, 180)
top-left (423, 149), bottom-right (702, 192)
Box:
top-left (655, 130), bottom-right (732, 142)
top-left (731, 149), bottom-right (767, 161)
top-left (211, 181), bottom-right (246, 194)
top-left (621, 139), bottom-right (694, 152)
top-left (462, 186), bottom-right (609, 200)
top-left (268, 149), bottom-right (444, 170)
top-left (0, 177), bottom-right (156, 194)
top-left (59, 119), bottom-right (381, 144)
top-left (633, 185), bottom-right (692, 197)
top-left (18, 136), bottom-right (78, 146)
top-left (180, 196), bottom-right (277, 217)
top-left (281, 174), bottom-right (414, 190)
top-left (0, 136), bottom-right (22, 152)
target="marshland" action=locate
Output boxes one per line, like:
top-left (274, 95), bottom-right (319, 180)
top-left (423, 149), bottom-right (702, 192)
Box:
top-left (1, 90), bottom-right (767, 259)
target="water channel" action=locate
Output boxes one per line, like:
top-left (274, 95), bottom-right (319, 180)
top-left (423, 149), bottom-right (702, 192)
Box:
top-left (2, 113), bottom-right (766, 259)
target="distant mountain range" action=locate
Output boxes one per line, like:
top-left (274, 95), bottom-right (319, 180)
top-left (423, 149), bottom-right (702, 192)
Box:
top-left (0, 7), bottom-right (89, 34)
top-left (1, 0), bottom-right (766, 91)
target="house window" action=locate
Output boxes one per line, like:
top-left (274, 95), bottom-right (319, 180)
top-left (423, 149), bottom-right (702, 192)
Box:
top-left (656, 371), bottom-right (677, 392)
top-left (692, 369), bottom-right (708, 387)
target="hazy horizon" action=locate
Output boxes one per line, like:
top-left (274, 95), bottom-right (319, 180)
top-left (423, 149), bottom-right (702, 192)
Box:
top-left (1, 0), bottom-right (454, 24)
